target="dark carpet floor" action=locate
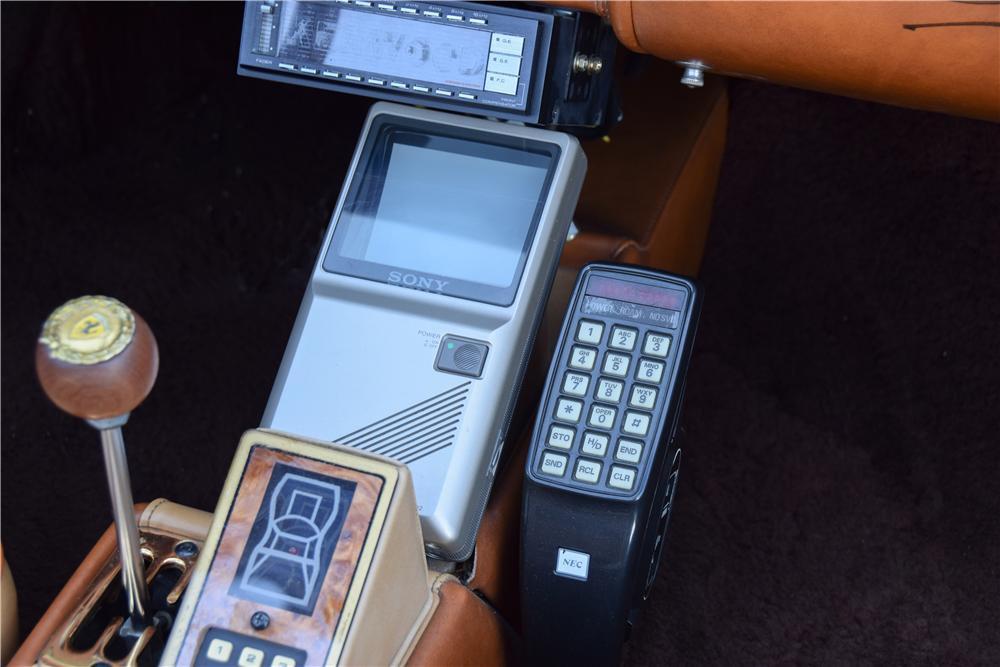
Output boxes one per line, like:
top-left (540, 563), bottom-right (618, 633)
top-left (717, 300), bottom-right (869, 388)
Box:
top-left (3, 3), bottom-right (999, 664)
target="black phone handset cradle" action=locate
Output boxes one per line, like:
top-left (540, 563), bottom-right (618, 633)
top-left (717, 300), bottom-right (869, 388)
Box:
top-left (520, 263), bottom-right (701, 665)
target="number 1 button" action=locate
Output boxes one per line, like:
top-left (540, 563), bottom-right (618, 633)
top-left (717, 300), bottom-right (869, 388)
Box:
top-left (576, 319), bottom-right (604, 345)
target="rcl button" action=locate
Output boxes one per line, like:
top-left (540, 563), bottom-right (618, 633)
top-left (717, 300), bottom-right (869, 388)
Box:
top-left (609, 465), bottom-right (637, 491)
top-left (573, 458), bottom-right (602, 484)
top-left (554, 547), bottom-right (590, 580)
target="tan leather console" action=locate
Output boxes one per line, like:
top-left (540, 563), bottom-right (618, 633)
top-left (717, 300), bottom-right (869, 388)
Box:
top-left (552, 1), bottom-right (1000, 121)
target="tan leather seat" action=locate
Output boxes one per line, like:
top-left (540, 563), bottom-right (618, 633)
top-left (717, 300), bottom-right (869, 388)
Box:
top-left (552, 0), bottom-right (1000, 121)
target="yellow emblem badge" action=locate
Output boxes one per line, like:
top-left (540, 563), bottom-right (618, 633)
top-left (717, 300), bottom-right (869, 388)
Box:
top-left (39, 295), bottom-right (135, 365)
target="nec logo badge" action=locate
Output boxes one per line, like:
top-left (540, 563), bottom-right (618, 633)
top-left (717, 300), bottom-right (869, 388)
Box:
top-left (554, 547), bottom-right (590, 581)
top-left (388, 271), bottom-right (449, 293)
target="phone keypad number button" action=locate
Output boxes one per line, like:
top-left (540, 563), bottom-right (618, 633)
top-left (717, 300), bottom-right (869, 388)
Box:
top-left (609, 326), bottom-right (638, 351)
top-left (562, 371), bottom-right (590, 397)
top-left (575, 319), bottom-right (604, 344)
top-left (569, 345), bottom-right (598, 370)
top-left (629, 384), bottom-right (658, 410)
top-left (602, 352), bottom-right (631, 378)
top-left (643, 332), bottom-right (671, 358)
top-left (635, 358), bottom-right (665, 383)
top-left (594, 378), bottom-right (624, 404)
top-left (587, 404), bottom-right (617, 430)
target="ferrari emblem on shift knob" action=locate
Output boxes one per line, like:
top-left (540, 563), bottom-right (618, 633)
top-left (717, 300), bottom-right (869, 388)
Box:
top-left (36, 295), bottom-right (158, 421)
top-left (39, 295), bottom-right (135, 365)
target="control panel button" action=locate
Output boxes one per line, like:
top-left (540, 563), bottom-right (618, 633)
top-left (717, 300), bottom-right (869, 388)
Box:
top-left (469, 17), bottom-right (487, 25)
top-left (487, 53), bottom-right (521, 76)
top-left (555, 398), bottom-right (584, 424)
top-left (413, 84), bottom-right (430, 92)
top-left (378, 3), bottom-right (395, 10)
top-left (608, 465), bottom-right (638, 491)
top-left (457, 92), bottom-right (476, 100)
top-left (587, 404), bottom-right (617, 430)
top-left (206, 639), bottom-right (234, 663)
top-left (390, 81), bottom-right (408, 89)
top-left (300, 66), bottom-right (317, 75)
top-left (622, 411), bottom-right (651, 437)
top-left (540, 451), bottom-right (568, 477)
top-left (239, 647), bottom-right (265, 667)
top-left (562, 371), bottom-right (590, 397)
top-left (569, 346), bottom-right (597, 370)
top-left (602, 352), bottom-right (631, 378)
top-left (614, 438), bottom-right (643, 464)
top-left (277, 63), bottom-right (295, 71)
top-left (434, 89), bottom-right (453, 96)
top-left (367, 78), bottom-right (386, 86)
top-left (609, 326), bottom-right (638, 351)
top-left (400, 6), bottom-right (418, 13)
top-left (575, 319), bottom-right (604, 345)
top-left (573, 458), bottom-right (602, 484)
top-left (636, 358), bottom-right (665, 383)
top-left (435, 336), bottom-right (489, 378)
top-left (491, 33), bottom-right (524, 56)
top-left (422, 10), bottom-right (441, 17)
top-left (581, 431), bottom-right (609, 456)
top-left (271, 657), bottom-right (297, 667)
top-left (446, 13), bottom-right (463, 21)
top-left (321, 70), bottom-right (340, 78)
top-left (345, 74), bottom-right (363, 82)
top-left (555, 547), bottom-right (590, 580)
top-left (484, 72), bottom-right (518, 95)
top-left (643, 332), bottom-right (671, 358)
top-left (594, 378), bottom-right (624, 404)
top-left (547, 425), bottom-right (575, 450)
top-left (629, 384), bottom-right (658, 410)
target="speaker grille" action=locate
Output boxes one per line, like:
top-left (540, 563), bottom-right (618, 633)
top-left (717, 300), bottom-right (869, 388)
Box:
top-left (336, 382), bottom-right (471, 465)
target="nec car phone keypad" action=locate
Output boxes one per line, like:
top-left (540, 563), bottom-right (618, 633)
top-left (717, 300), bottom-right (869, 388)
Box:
top-left (521, 263), bottom-right (701, 665)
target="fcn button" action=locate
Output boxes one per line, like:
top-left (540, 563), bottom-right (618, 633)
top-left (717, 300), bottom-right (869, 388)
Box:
top-left (554, 547), bottom-right (590, 581)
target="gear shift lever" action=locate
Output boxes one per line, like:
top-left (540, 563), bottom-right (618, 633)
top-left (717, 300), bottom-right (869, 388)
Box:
top-left (35, 295), bottom-right (158, 630)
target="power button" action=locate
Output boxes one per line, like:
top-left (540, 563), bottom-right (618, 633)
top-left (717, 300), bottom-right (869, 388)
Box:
top-left (435, 335), bottom-right (489, 378)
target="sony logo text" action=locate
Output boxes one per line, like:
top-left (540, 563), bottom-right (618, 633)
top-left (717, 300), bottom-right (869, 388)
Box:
top-left (388, 271), bottom-right (449, 293)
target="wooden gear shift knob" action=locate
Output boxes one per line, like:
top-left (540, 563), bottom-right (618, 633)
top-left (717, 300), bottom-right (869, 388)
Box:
top-left (35, 295), bottom-right (159, 421)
